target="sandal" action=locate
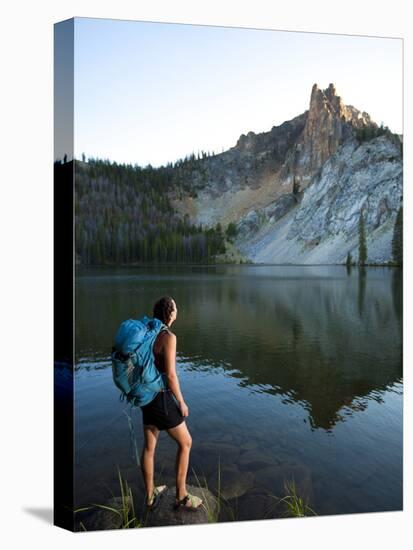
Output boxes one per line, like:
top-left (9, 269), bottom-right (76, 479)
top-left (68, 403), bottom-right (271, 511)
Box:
top-left (174, 493), bottom-right (203, 511)
top-left (146, 485), bottom-right (168, 510)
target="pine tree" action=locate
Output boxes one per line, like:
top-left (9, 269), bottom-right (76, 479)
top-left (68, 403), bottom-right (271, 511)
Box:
top-left (392, 206), bottom-right (403, 265)
top-left (346, 251), bottom-right (353, 267)
top-left (226, 222), bottom-right (238, 242)
top-left (292, 176), bottom-right (300, 195)
top-left (358, 210), bottom-right (367, 265)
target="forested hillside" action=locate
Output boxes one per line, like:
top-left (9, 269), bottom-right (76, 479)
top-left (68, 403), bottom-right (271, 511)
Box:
top-left (71, 157), bottom-right (228, 265)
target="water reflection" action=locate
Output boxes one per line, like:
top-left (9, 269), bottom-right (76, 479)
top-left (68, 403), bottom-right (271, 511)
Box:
top-left (72, 265), bottom-right (403, 519)
top-left (392, 267), bottom-right (403, 323)
top-left (75, 265), bottom-right (402, 431)
top-left (358, 266), bottom-right (366, 317)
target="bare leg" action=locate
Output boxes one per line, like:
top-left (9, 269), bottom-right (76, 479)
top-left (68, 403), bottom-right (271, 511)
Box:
top-left (167, 421), bottom-right (192, 500)
top-left (141, 424), bottom-right (160, 501)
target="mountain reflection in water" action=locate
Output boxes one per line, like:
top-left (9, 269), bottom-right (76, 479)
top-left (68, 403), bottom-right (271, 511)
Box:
top-left (72, 265), bottom-right (402, 518)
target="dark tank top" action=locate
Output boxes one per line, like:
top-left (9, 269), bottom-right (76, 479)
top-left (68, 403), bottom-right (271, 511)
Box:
top-left (153, 327), bottom-right (172, 377)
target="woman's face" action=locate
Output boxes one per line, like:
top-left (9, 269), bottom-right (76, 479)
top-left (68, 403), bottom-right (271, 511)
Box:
top-left (168, 299), bottom-right (178, 326)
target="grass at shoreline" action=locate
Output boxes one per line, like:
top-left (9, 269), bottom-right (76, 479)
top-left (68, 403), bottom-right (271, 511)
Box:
top-left (74, 409), bottom-right (317, 528)
top-left (74, 466), bottom-right (317, 530)
top-left (276, 479), bottom-right (317, 518)
top-left (74, 467), bottom-right (142, 530)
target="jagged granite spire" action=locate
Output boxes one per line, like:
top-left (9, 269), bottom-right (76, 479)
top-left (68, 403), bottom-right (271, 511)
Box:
top-left (281, 83), bottom-right (375, 189)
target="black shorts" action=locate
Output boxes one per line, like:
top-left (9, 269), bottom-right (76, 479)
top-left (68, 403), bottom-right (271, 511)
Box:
top-left (141, 390), bottom-right (184, 431)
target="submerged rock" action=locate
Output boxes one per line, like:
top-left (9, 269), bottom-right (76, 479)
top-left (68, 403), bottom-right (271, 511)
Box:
top-left (207, 464), bottom-right (254, 500)
top-left (253, 462), bottom-right (313, 504)
top-left (238, 449), bottom-right (279, 467)
top-left (76, 495), bottom-right (134, 531)
top-left (192, 441), bottom-right (241, 470)
top-left (228, 490), bottom-right (282, 521)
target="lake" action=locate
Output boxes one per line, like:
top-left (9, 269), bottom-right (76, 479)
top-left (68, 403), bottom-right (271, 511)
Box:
top-left (73, 264), bottom-right (403, 523)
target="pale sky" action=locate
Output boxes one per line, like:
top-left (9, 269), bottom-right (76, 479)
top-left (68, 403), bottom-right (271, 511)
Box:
top-left (73, 17), bottom-right (403, 167)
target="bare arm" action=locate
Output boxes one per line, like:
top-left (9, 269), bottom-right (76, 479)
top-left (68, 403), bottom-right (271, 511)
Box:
top-left (163, 333), bottom-right (189, 417)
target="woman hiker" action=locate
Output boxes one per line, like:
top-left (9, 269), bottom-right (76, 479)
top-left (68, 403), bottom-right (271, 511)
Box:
top-left (140, 296), bottom-right (203, 511)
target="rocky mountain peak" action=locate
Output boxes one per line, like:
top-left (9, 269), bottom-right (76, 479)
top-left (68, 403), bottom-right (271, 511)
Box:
top-left (309, 82), bottom-right (373, 128)
top-left (282, 82), bottom-right (375, 189)
top-left (309, 82), bottom-right (343, 118)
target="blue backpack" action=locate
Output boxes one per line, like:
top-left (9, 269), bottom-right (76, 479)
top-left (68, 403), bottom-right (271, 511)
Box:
top-left (111, 316), bottom-right (168, 407)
